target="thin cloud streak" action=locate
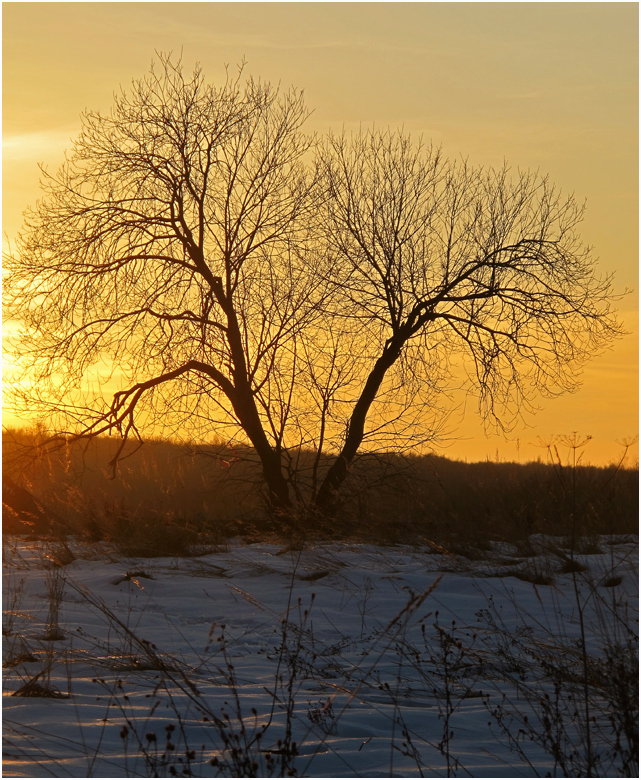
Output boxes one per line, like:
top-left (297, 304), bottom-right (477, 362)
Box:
top-left (3, 128), bottom-right (79, 162)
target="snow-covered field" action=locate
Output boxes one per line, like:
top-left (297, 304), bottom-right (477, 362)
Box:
top-left (2, 535), bottom-right (638, 778)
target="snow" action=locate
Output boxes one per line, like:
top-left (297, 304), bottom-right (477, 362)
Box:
top-left (2, 535), bottom-right (638, 777)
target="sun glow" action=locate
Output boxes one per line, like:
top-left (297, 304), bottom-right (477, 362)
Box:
top-left (2, 3), bottom-right (637, 466)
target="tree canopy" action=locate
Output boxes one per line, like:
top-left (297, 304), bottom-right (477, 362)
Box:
top-left (4, 56), bottom-right (622, 516)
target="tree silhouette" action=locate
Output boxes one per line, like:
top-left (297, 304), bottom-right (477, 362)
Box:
top-left (4, 57), bottom-right (622, 518)
top-left (4, 57), bottom-right (324, 511)
top-left (313, 131), bottom-right (622, 508)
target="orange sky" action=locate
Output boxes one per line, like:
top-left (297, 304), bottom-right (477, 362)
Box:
top-left (2, 2), bottom-right (638, 466)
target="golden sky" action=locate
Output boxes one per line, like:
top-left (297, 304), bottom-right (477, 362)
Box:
top-left (2, 2), bottom-right (638, 465)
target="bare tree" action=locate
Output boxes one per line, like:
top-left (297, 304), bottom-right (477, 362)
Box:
top-left (312, 130), bottom-right (622, 510)
top-left (4, 56), bottom-right (323, 511)
top-left (4, 62), bottom-right (622, 519)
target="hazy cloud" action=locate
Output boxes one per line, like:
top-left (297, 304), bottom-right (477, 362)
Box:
top-left (3, 128), bottom-right (79, 162)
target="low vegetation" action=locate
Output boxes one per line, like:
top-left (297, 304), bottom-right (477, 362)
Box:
top-left (3, 427), bottom-right (637, 555)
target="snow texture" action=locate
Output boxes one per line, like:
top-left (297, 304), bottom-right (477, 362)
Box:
top-left (2, 535), bottom-right (638, 777)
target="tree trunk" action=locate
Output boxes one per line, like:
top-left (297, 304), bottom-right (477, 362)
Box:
top-left (210, 273), bottom-right (292, 513)
top-left (314, 337), bottom-right (404, 513)
top-left (260, 452), bottom-right (292, 512)
top-left (229, 387), bottom-right (292, 512)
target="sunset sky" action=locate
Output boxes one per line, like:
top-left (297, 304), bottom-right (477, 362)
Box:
top-left (2, 2), bottom-right (638, 466)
